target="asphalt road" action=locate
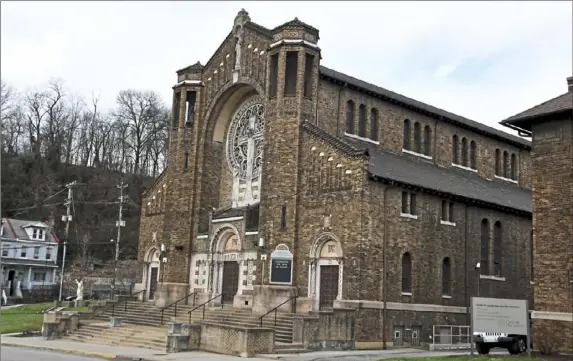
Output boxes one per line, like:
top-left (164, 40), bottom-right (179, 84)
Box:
top-left (1, 347), bottom-right (104, 361)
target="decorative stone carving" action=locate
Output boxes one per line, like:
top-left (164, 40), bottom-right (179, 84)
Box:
top-left (227, 97), bottom-right (265, 208)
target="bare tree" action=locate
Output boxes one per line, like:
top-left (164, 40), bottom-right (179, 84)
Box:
top-left (113, 90), bottom-right (168, 175)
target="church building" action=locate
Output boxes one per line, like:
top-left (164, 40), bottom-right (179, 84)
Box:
top-left (137, 10), bottom-right (533, 345)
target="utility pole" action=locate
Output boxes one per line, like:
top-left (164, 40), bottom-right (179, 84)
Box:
top-left (59, 181), bottom-right (76, 301)
top-left (111, 180), bottom-right (127, 299)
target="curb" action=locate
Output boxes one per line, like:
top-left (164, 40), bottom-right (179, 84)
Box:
top-left (3, 343), bottom-right (119, 359)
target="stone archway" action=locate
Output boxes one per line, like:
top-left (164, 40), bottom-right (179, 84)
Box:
top-left (309, 233), bottom-right (344, 311)
top-left (143, 246), bottom-right (161, 301)
top-left (206, 224), bottom-right (249, 304)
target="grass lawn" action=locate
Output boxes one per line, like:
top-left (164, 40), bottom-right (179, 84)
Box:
top-left (0, 302), bottom-right (56, 334)
top-left (379, 357), bottom-right (550, 361)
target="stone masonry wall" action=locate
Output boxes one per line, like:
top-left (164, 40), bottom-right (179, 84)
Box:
top-left (316, 78), bottom-right (532, 189)
top-left (531, 116), bottom-right (573, 353)
top-left (295, 129), bottom-right (368, 297)
top-left (531, 117), bottom-right (573, 314)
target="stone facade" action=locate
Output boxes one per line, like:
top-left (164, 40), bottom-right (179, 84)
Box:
top-left (137, 9), bottom-right (534, 345)
top-left (501, 77), bottom-right (573, 354)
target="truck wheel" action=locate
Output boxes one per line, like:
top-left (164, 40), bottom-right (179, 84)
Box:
top-left (476, 342), bottom-right (491, 355)
top-left (508, 337), bottom-right (526, 355)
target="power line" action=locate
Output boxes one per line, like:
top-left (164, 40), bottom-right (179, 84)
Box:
top-left (11, 187), bottom-right (68, 218)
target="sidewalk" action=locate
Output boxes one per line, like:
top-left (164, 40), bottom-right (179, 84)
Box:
top-left (0, 335), bottom-right (268, 360)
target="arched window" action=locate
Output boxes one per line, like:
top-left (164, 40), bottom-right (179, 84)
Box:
top-left (402, 252), bottom-right (412, 293)
top-left (495, 149), bottom-right (501, 176)
top-left (493, 221), bottom-right (502, 276)
top-left (503, 151), bottom-right (509, 178)
top-left (358, 104), bottom-right (367, 137)
top-left (442, 257), bottom-right (451, 296)
top-left (346, 100), bottom-right (355, 134)
top-left (413, 122), bottom-right (421, 153)
top-left (461, 137), bottom-right (468, 167)
top-left (452, 135), bottom-right (459, 164)
top-left (480, 219), bottom-right (490, 274)
top-left (423, 125), bottom-right (432, 156)
top-left (403, 119), bottom-right (411, 150)
top-left (511, 153), bottom-right (517, 180)
top-left (470, 141), bottom-right (477, 170)
top-left (370, 108), bottom-right (379, 141)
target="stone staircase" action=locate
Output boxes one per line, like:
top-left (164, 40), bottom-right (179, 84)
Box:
top-left (93, 300), bottom-right (297, 344)
top-left (65, 322), bottom-right (167, 350)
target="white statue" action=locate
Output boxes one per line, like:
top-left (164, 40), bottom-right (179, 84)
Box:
top-left (234, 35), bottom-right (242, 70)
top-left (75, 280), bottom-right (84, 300)
top-left (14, 280), bottom-right (23, 299)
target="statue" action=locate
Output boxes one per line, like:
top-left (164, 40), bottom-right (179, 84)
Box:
top-left (234, 35), bottom-right (242, 70)
top-left (14, 280), bottom-right (23, 299)
top-left (75, 280), bottom-right (84, 300)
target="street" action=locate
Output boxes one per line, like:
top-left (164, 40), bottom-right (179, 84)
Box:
top-left (1, 347), bottom-right (104, 361)
top-left (0, 345), bottom-right (511, 361)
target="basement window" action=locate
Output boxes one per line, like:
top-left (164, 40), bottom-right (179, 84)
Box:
top-left (284, 51), bottom-right (298, 97)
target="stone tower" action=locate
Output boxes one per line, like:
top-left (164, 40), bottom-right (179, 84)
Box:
top-left (256, 18), bottom-right (321, 294)
top-left (155, 62), bottom-right (204, 306)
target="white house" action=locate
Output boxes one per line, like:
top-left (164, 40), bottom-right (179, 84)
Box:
top-left (1, 218), bottom-right (60, 296)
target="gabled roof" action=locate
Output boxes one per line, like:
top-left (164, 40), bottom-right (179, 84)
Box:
top-left (319, 66), bottom-right (532, 150)
top-left (340, 138), bottom-right (532, 215)
top-left (1, 218), bottom-right (59, 243)
top-left (500, 91), bottom-right (573, 133)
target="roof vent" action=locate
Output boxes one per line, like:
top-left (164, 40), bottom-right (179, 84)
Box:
top-left (567, 76), bottom-right (573, 92)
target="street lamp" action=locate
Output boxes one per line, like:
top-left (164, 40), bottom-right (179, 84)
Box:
top-left (475, 262), bottom-right (481, 297)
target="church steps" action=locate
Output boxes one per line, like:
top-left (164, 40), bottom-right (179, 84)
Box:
top-left (65, 323), bottom-right (167, 350)
top-left (91, 301), bottom-right (296, 343)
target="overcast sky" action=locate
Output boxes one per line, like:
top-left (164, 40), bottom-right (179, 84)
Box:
top-left (2, 1), bottom-right (571, 133)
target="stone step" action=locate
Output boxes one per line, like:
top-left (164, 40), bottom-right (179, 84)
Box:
top-left (67, 335), bottom-right (165, 350)
top-left (70, 331), bottom-right (167, 345)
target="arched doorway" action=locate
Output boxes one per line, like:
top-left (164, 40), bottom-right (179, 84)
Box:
top-left (209, 226), bottom-right (243, 305)
top-left (143, 247), bottom-right (160, 301)
top-left (309, 233), bottom-right (344, 311)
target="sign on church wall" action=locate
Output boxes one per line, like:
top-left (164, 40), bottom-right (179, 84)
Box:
top-left (270, 244), bottom-right (293, 285)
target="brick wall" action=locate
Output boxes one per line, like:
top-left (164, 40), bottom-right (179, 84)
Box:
top-left (531, 116), bottom-right (573, 314)
top-left (316, 78), bottom-right (532, 190)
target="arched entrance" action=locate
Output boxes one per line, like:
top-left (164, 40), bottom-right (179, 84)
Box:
top-left (143, 247), bottom-right (161, 301)
top-left (309, 233), bottom-right (344, 311)
top-left (210, 226), bottom-right (243, 304)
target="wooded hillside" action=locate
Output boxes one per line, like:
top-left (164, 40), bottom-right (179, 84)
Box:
top-left (1, 78), bottom-right (167, 262)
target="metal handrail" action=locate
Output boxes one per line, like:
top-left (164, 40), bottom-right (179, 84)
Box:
top-left (111, 289), bottom-right (146, 317)
top-left (187, 293), bottom-right (223, 324)
top-left (160, 292), bottom-right (197, 325)
top-left (258, 295), bottom-right (298, 327)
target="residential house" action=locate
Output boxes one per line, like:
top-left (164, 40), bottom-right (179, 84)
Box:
top-left (1, 218), bottom-right (60, 296)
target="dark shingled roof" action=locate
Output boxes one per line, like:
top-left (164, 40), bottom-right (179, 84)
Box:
top-left (302, 121), bottom-right (369, 157)
top-left (343, 139), bottom-right (532, 214)
top-left (319, 66), bottom-right (532, 150)
top-left (500, 91), bottom-right (573, 132)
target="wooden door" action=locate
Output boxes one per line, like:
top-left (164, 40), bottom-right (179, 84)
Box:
top-left (319, 265), bottom-right (339, 309)
top-left (221, 261), bottom-right (239, 304)
top-left (149, 267), bottom-right (158, 300)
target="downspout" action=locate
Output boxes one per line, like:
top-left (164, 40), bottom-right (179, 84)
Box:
top-left (464, 203), bottom-right (470, 325)
top-left (382, 183), bottom-right (390, 350)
